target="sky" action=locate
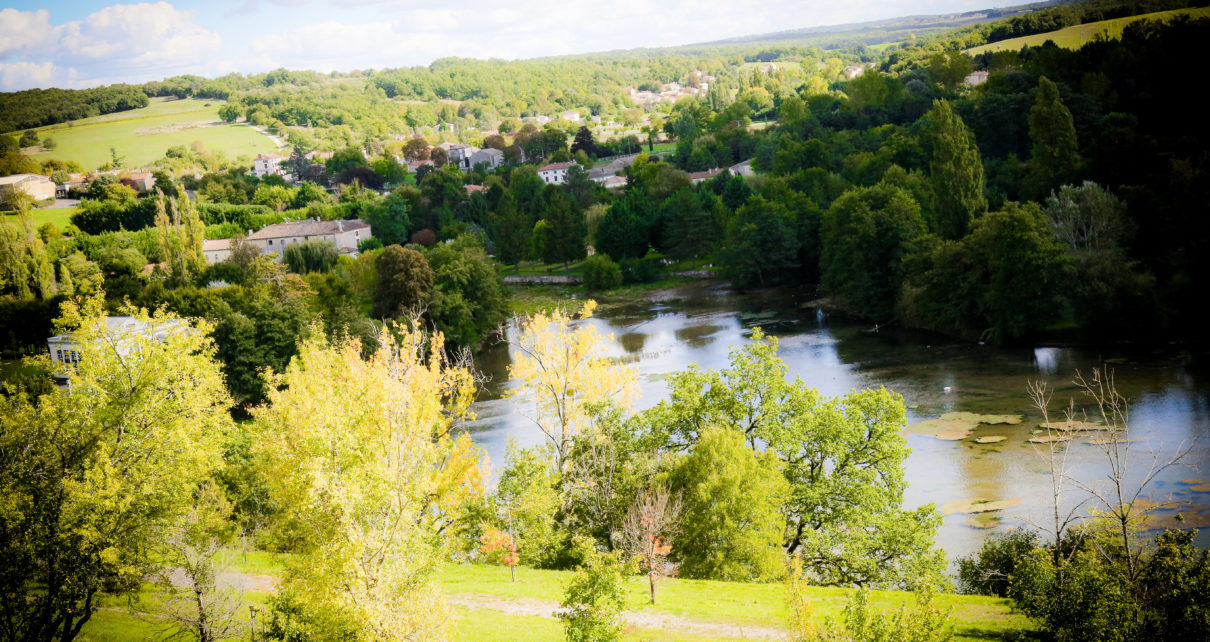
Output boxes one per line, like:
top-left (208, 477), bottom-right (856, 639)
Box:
top-left (0, 0), bottom-right (990, 91)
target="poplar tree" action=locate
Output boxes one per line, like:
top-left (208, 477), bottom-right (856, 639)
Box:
top-left (1027, 76), bottom-right (1081, 200)
top-left (926, 99), bottom-right (986, 240)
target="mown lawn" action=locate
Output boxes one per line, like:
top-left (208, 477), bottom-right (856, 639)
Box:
top-left (28, 97), bottom-right (278, 170)
top-left (965, 7), bottom-right (1210, 55)
top-left (2, 206), bottom-right (76, 230)
top-left (78, 555), bottom-right (1034, 641)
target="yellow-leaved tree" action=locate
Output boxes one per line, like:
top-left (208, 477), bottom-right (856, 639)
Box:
top-left (0, 299), bottom-right (232, 641)
top-left (255, 324), bottom-right (483, 640)
top-left (509, 301), bottom-right (638, 472)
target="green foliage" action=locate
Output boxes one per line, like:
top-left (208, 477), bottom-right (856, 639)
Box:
top-left (497, 444), bottom-right (565, 569)
top-left (373, 244), bottom-right (433, 318)
top-left (557, 539), bottom-right (636, 642)
top-left (798, 583), bottom-right (954, 642)
top-left (925, 99), bottom-right (985, 240)
top-left (284, 239), bottom-right (339, 274)
top-left (1026, 77), bottom-right (1081, 199)
top-left (595, 197), bottom-right (649, 261)
top-left (581, 254), bottom-right (622, 291)
top-left (648, 332), bottom-right (943, 588)
top-left (720, 195), bottom-right (800, 288)
top-left (821, 182), bottom-right (926, 319)
top-left (424, 234), bottom-right (507, 347)
top-left (0, 304), bottom-right (231, 641)
top-left (902, 202), bottom-right (1066, 343)
top-left (956, 529), bottom-right (1039, 597)
top-left (672, 428), bottom-right (788, 582)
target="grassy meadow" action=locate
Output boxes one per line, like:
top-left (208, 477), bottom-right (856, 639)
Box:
top-left (966, 7), bottom-right (1210, 55)
top-left (2, 206), bottom-right (76, 230)
top-left (27, 97), bottom-right (279, 171)
top-left (75, 553), bottom-right (1033, 641)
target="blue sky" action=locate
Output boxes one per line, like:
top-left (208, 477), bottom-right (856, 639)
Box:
top-left (1, 0), bottom-right (989, 91)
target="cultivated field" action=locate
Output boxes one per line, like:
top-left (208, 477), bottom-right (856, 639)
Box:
top-left (966, 7), bottom-right (1210, 55)
top-left (27, 97), bottom-right (279, 171)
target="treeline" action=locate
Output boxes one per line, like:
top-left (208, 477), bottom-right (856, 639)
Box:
top-left (0, 85), bottom-right (149, 133)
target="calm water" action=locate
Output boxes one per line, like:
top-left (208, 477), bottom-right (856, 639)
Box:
top-left (462, 283), bottom-right (1210, 561)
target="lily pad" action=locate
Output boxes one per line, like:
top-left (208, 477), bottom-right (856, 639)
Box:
top-left (1039, 420), bottom-right (1108, 432)
top-left (964, 514), bottom-right (1003, 529)
top-left (1028, 434), bottom-right (1070, 444)
top-left (940, 497), bottom-right (1023, 515)
top-left (974, 436), bottom-right (1007, 444)
top-left (907, 412), bottom-right (1025, 440)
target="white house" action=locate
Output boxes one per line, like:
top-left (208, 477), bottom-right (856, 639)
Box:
top-left (469, 148), bottom-right (504, 170)
top-left (688, 168), bottom-right (724, 184)
top-left (538, 161), bottom-right (578, 185)
top-left (47, 316), bottom-right (190, 380)
top-left (0, 173), bottom-right (56, 204)
top-left (245, 218), bottom-right (371, 261)
top-left (252, 153), bottom-right (286, 179)
top-left (202, 238), bottom-right (232, 264)
top-left (964, 71), bottom-right (990, 87)
top-left (446, 144), bottom-right (478, 170)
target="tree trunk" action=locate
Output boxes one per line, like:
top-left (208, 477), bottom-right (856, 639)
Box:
top-left (649, 572), bottom-right (656, 605)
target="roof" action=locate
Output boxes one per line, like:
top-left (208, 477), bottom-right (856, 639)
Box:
top-left (688, 168), bottom-right (724, 181)
top-left (465, 185), bottom-right (487, 195)
top-left (539, 162), bottom-right (576, 172)
top-left (255, 153), bottom-right (284, 160)
top-left (0, 173), bottom-right (52, 186)
top-left (202, 239), bottom-right (232, 252)
top-left (246, 218), bottom-right (370, 241)
top-left (472, 148), bottom-right (503, 156)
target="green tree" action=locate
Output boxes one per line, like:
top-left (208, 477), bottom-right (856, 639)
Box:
top-left (821, 182), bottom-right (926, 319)
top-left (595, 198), bottom-right (649, 260)
top-left (672, 428), bottom-right (788, 581)
top-left (18, 130), bottom-right (38, 147)
top-left (649, 332), bottom-right (943, 587)
top-left (1026, 76), bottom-right (1081, 199)
top-left (926, 99), bottom-right (985, 240)
top-left (539, 192), bottom-right (586, 268)
top-left (0, 303), bottom-right (232, 641)
top-left (284, 240), bottom-right (339, 274)
top-left (372, 245), bottom-right (433, 317)
top-left (424, 234), bottom-right (507, 347)
top-left (490, 192), bottom-right (531, 268)
top-left (720, 195), bottom-right (799, 288)
top-left (570, 126), bottom-right (596, 157)
top-left (581, 254), bottom-right (622, 291)
top-left (325, 145), bottom-right (367, 176)
top-left (557, 539), bottom-right (636, 642)
top-left (217, 104), bottom-right (241, 123)
top-left (927, 50), bottom-right (973, 92)
top-left (496, 444), bottom-right (565, 569)
top-left (255, 326), bottom-right (482, 640)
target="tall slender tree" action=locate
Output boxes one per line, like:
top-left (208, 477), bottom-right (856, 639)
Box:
top-left (1026, 76), bottom-right (1081, 200)
top-left (926, 99), bottom-right (986, 240)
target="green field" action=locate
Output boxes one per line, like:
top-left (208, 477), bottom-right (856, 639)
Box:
top-left (76, 554), bottom-right (1032, 641)
top-left (966, 7), bottom-right (1210, 55)
top-left (28, 97), bottom-right (279, 171)
top-left (2, 206), bottom-right (76, 230)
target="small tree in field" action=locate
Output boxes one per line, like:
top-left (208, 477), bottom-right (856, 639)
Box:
top-left (479, 528), bottom-right (520, 582)
top-left (558, 539), bottom-right (636, 642)
top-left (620, 486), bottom-right (680, 605)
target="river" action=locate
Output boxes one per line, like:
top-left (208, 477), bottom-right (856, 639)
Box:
top-left (462, 282), bottom-right (1210, 561)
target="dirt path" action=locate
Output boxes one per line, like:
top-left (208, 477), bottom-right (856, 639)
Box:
top-left (447, 593), bottom-right (789, 640)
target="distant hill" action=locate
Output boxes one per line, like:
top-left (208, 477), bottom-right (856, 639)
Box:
top-left (965, 5), bottom-right (1210, 53)
top-left (682, 0), bottom-right (1076, 49)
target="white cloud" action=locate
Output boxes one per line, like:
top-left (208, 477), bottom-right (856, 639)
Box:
top-left (0, 61), bottom-right (58, 91)
top-left (0, 9), bottom-right (55, 58)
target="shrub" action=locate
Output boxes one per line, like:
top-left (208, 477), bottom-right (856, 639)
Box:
top-left (557, 539), bottom-right (636, 642)
top-left (956, 528), bottom-right (1039, 597)
top-left (582, 254), bottom-right (622, 291)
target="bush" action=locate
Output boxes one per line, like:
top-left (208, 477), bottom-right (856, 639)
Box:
top-left (956, 528), bottom-right (1039, 597)
top-left (619, 250), bottom-right (664, 284)
top-left (582, 254), bottom-right (622, 291)
top-left (284, 240), bottom-right (338, 274)
top-left (557, 539), bottom-right (636, 642)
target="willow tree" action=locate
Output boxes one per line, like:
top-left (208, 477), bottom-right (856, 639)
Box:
top-left (255, 324), bottom-right (483, 640)
top-left (926, 99), bottom-right (986, 240)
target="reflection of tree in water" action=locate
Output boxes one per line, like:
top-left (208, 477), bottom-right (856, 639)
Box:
top-left (673, 324), bottom-right (722, 349)
top-left (619, 332), bottom-right (647, 354)
top-left (472, 337), bottom-right (512, 399)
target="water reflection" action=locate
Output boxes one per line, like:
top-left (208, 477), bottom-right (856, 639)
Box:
top-left (465, 283), bottom-right (1210, 560)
